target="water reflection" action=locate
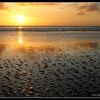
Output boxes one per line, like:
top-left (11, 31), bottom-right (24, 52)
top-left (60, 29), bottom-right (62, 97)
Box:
top-left (0, 43), bottom-right (6, 54)
top-left (0, 30), bottom-right (98, 53)
top-left (75, 42), bottom-right (99, 50)
top-left (19, 36), bottom-right (23, 44)
top-left (18, 31), bottom-right (24, 45)
top-left (19, 26), bottom-right (22, 29)
top-left (16, 31), bottom-right (99, 53)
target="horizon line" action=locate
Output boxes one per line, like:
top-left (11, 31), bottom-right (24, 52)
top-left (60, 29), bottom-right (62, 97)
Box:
top-left (0, 25), bottom-right (100, 27)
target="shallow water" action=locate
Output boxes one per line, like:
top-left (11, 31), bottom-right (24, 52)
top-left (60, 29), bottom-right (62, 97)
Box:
top-left (0, 29), bottom-right (100, 97)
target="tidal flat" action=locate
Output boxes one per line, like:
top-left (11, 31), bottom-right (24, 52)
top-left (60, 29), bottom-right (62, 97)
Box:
top-left (0, 30), bottom-right (100, 97)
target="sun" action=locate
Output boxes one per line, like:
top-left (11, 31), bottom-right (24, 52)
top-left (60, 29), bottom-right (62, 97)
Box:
top-left (16, 15), bottom-right (26, 23)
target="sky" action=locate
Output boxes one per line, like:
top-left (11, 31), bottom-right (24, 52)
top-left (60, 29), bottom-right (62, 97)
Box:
top-left (0, 2), bottom-right (100, 26)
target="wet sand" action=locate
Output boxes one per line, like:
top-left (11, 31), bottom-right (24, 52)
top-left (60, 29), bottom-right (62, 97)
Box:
top-left (0, 44), bottom-right (100, 97)
top-left (0, 31), bottom-right (100, 97)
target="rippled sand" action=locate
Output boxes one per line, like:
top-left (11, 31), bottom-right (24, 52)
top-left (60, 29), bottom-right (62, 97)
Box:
top-left (0, 31), bottom-right (100, 97)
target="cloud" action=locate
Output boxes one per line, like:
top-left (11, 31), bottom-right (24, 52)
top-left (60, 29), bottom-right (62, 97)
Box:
top-left (77, 11), bottom-right (86, 15)
top-left (16, 2), bottom-right (61, 6)
top-left (0, 3), bottom-right (8, 10)
top-left (73, 2), bottom-right (100, 15)
top-left (0, 2), bottom-right (99, 16)
top-left (0, 2), bottom-right (62, 10)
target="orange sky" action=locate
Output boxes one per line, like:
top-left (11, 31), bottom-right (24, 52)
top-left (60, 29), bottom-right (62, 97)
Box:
top-left (0, 2), bottom-right (100, 26)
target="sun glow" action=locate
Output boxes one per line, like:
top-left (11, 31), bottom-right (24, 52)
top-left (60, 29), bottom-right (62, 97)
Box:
top-left (16, 15), bottom-right (26, 23)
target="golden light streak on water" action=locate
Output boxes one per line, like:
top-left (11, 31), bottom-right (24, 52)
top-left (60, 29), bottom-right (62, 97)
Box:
top-left (18, 31), bottom-right (23, 45)
top-left (19, 36), bottom-right (23, 44)
top-left (19, 26), bottom-right (22, 29)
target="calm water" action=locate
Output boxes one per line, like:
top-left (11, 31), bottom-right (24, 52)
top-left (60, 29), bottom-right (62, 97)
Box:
top-left (0, 28), bottom-right (100, 52)
top-left (0, 27), bottom-right (100, 97)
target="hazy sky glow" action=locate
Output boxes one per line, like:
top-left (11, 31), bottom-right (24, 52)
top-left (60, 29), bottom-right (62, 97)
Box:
top-left (0, 2), bottom-right (100, 26)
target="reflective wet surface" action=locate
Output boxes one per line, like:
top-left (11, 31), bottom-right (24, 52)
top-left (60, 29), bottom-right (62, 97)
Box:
top-left (0, 30), bottom-right (100, 97)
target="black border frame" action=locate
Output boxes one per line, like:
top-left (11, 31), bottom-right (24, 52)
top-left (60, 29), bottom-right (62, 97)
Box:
top-left (0, 0), bottom-right (100, 99)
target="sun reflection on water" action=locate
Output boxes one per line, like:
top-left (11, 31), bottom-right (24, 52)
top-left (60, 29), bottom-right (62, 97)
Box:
top-left (18, 31), bottom-right (23, 45)
top-left (19, 36), bottom-right (23, 44)
top-left (19, 26), bottom-right (22, 29)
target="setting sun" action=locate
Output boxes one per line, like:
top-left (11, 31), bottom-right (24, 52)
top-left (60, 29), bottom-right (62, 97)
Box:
top-left (16, 15), bottom-right (26, 23)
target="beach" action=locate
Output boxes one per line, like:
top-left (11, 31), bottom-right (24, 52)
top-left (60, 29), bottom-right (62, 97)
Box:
top-left (0, 29), bottom-right (100, 97)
